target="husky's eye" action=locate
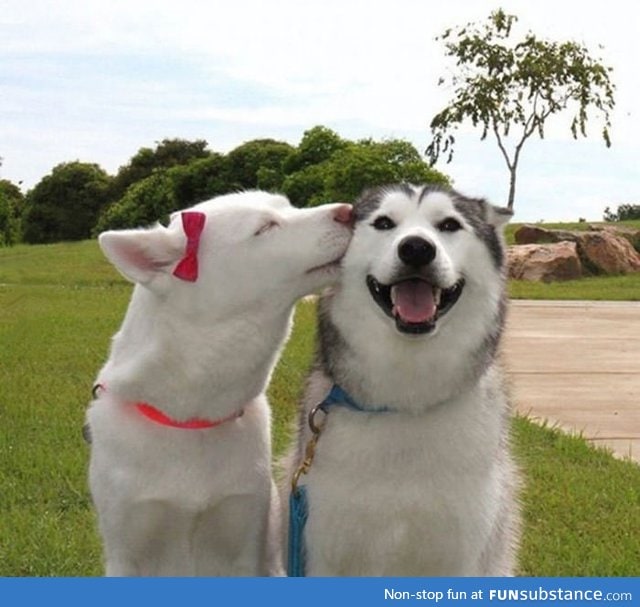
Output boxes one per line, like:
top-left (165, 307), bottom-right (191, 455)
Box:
top-left (438, 217), bottom-right (462, 233)
top-left (372, 215), bottom-right (396, 231)
top-left (254, 220), bottom-right (280, 236)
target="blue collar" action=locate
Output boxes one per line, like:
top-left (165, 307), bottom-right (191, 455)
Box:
top-left (319, 384), bottom-right (391, 414)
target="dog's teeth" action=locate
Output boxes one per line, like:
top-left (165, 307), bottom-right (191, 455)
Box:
top-left (433, 288), bottom-right (442, 307)
top-left (391, 286), bottom-right (398, 305)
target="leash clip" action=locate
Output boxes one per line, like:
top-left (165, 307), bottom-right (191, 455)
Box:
top-left (291, 402), bottom-right (328, 493)
top-left (308, 401), bottom-right (327, 435)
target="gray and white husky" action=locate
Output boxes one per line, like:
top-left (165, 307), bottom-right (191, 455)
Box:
top-left (284, 183), bottom-right (520, 576)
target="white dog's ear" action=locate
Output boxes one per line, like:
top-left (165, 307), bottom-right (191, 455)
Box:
top-left (486, 204), bottom-right (512, 228)
top-left (99, 225), bottom-right (183, 285)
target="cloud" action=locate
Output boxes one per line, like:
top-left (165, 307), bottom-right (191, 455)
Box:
top-left (1, 0), bottom-right (638, 223)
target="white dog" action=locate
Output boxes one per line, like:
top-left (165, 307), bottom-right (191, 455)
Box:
top-left (284, 184), bottom-right (520, 576)
top-left (86, 191), bottom-right (353, 576)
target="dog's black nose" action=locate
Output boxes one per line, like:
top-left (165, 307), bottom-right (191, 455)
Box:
top-left (398, 236), bottom-right (436, 267)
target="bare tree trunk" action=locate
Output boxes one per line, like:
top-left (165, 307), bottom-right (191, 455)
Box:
top-left (507, 166), bottom-right (516, 211)
top-left (493, 120), bottom-right (519, 211)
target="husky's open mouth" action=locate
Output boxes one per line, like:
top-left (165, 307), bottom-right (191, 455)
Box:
top-left (366, 275), bottom-right (465, 334)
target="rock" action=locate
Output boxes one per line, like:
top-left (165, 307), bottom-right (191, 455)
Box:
top-left (513, 224), bottom-right (640, 275)
top-left (574, 231), bottom-right (640, 274)
top-left (514, 225), bottom-right (554, 245)
top-left (508, 242), bottom-right (583, 282)
top-left (595, 225), bottom-right (640, 253)
top-left (514, 225), bottom-right (576, 245)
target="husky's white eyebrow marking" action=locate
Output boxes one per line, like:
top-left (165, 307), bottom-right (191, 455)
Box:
top-left (418, 184), bottom-right (444, 205)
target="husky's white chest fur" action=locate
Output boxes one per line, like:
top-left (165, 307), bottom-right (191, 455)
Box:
top-left (285, 184), bottom-right (520, 576)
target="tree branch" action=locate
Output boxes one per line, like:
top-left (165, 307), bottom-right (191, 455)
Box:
top-left (492, 116), bottom-right (513, 171)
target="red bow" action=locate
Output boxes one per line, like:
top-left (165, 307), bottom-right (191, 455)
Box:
top-left (173, 211), bottom-right (206, 282)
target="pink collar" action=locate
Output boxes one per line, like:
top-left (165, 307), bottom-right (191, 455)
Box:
top-left (134, 402), bottom-right (243, 429)
top-left (92, 384), bottom-right (244, 430)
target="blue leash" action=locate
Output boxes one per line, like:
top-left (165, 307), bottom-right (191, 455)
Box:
top-left (288, 486), bottom-right (308, 577)
top-left (287, 384), bottom-right (390, 577)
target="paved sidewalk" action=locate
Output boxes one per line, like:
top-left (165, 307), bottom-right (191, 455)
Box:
top-left (503, 300), bottom-right (640, 463)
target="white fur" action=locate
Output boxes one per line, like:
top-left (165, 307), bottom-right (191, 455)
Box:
top-left (87, 191), bottom-right (352, 576)
top-left (284, 186), bottom-right (519, 576)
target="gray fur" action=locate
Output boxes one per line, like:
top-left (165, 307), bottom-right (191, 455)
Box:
top-left (472, 291), bottom-right (509, 376)
top-left (450, 192), bottom-right (510, 269)
top-left (317, 291), bottom-right (351, 383)
top-left (353, 183), bottom-right (416, 222)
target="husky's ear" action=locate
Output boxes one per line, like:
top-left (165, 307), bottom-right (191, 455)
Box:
top-left (486, 204), bottom-right (513, 228)
top-left (98, 224), bottom-right (183, 285)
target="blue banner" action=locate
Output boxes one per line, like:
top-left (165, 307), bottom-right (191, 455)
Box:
top-left (1, 577), bottom-right (637, 607)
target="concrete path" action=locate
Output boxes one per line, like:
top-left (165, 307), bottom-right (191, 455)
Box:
top-left (503, 300), bottom-right (640, 463)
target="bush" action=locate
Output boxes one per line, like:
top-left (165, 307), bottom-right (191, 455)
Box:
top-left (22, 162), bottom-right (112, 244)
top-left (95, 172), bottom-right (175, 232)
top-left (603, 204), bottom-right (640, 222)
top-left (282, 138), bottom-right (450, 207)
top-left (95, 154), bottom-right (229, 232)
top-left (25, 126), bottom-right (453, 241)
top-left (111, 138), bottom-right (210, 202)
top-left (225, 139), bottom-right (295, 190)
top-left (281, 163), bottom-right (332, 207)
top-left (283, 126), bottom-right (348, 174)
top-left (0, 180), bottom-right (24, 246)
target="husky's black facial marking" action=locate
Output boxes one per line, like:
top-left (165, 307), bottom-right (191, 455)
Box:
top-left (354, 183), bottom-right (416, 223)
top-left (366, 274), bottom-right (465, 335)
top-left (452, 196), bottom-right (505, 269)
top-left (415, 185), bottom-right (509, 270)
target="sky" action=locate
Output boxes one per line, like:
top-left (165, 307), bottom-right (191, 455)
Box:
top-left (1, 0), bottom-right (638, 222)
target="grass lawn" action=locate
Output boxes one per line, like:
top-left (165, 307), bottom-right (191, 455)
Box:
top-left (509, 274), bottom-right (640, 301)
top-left (0, 239), bottom-right (638, 576)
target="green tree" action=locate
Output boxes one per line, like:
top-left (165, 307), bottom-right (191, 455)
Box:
top-left (281, 163), bottom-right (330, 207)
top-left (326, 139), bottom-right (449, 203)
top-left (95, 154), bottom-right (229, 232)
top-left (112, 138), bottom-right (210, 201)
top-left (96, 172), bottom-right (176, 232)
top-left (170, 154), bottom-right (230, 205)
top-left (283, 126), bottom-right (347, 173)
top-left (22, 162), bottom-right (112, 243)
top-left (225, 139), bottom-right (294, 190)
top-left (282, 137), bottom-right (449, 207)
top-left (426, 9), bottom-right (615, 210)
top-left (0, 179), bottom-right (24, 246)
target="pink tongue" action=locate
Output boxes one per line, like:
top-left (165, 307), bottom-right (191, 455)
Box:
top-left (393, 280), bottom-right (436, 323)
